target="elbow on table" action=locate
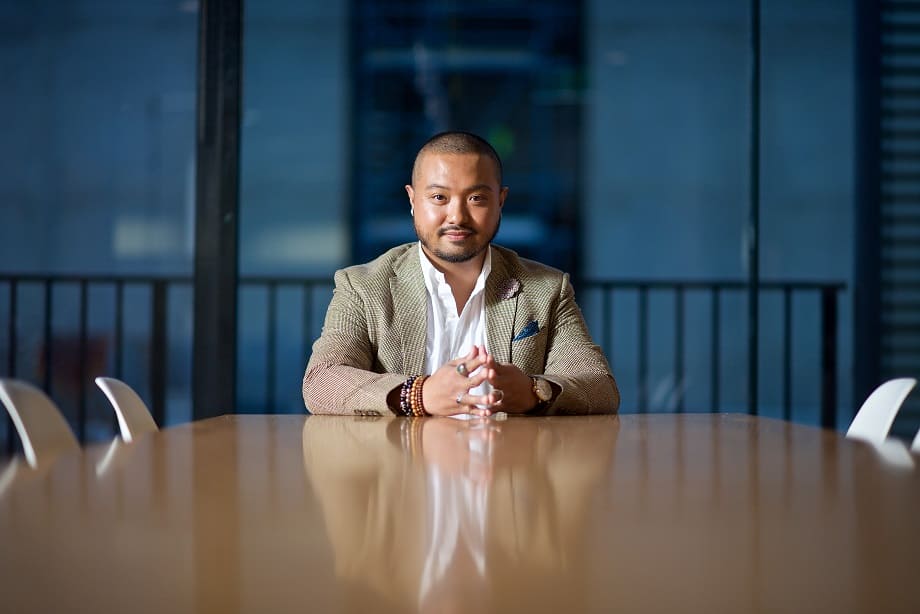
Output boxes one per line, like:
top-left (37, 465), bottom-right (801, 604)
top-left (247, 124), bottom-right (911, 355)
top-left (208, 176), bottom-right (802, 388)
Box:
top-left (607, 375), bottom-right (621, 413)
top-left (302, 362), bottom-right (335, 414)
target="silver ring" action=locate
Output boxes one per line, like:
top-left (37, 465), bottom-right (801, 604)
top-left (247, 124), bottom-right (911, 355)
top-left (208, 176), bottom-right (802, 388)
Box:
top-left (456, 363), bottom-right (469, 376)
top-left (456, 392), bottom-right (464, 405)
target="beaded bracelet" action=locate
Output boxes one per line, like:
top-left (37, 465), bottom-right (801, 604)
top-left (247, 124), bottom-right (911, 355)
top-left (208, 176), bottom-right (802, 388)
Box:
top-left (399, 376), bottom-right (418, 416)
top-left (410, 375), bottom-right (429, 417)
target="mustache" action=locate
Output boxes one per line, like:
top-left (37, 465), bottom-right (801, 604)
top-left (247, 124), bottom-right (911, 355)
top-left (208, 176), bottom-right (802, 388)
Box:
top-left (438, 225), bottom-right (476, 236)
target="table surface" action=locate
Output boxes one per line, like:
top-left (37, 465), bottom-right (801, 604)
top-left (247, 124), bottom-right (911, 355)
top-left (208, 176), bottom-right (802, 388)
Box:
top-left (1, 413), bottom-right (919, 614)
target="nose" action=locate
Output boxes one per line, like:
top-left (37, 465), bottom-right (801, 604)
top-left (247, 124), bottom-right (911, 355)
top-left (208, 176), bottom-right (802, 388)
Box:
top-left (446, 196), bottom-right (469, 225)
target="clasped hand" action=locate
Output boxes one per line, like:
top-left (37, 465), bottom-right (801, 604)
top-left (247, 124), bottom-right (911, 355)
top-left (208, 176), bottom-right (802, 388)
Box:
top-left (421, 345), bottom-right (538, 417)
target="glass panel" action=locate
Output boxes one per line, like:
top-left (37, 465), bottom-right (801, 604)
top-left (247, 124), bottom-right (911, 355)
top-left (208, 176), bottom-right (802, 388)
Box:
top-left (239, 0), bottom-right (855, 425)
top-left (0, 0), bottom-right (198, 445)
top-left (239, 2), bottom-right (346, 411)
top-left (586, 0), bottom-right (752, 413)
top-left (759, 0), bottom-right (853, 425)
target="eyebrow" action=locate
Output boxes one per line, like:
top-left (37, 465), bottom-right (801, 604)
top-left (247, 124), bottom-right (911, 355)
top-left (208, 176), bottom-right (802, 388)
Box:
top-left (424, 183), bottom-right (494, 192)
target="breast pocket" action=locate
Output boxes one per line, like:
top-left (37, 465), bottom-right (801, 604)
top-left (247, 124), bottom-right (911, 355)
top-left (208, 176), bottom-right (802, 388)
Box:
top-left (511, 326), bottom-right (548, 374)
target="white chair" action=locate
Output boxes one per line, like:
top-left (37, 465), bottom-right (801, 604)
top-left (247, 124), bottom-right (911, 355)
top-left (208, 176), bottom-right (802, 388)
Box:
top-left (0, 378), bottom-right (80, 468)
top-left (846, 378), bottom-right (917, 445)
top-left (94, 377), bottom-right (158, 443)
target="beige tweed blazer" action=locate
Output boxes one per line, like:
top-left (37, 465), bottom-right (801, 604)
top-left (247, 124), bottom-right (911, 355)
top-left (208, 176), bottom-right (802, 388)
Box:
top-left (302, 243), bottom-right (619, 415)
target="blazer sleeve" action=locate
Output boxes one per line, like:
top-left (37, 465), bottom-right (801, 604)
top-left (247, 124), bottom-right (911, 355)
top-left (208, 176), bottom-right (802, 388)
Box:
top-left (538, 274), bottom-right (620, 415)
top-left (302, 270), bottom-right (405, 415)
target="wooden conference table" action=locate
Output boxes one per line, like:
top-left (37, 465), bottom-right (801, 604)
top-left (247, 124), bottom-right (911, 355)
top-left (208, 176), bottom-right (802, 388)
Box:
top-left (1, 413), bottom-right (919, 614)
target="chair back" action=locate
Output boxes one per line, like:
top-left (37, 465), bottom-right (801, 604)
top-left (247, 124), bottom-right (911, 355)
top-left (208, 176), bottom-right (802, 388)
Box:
top-left (0, 378), bottom-right (79, 468)
top-left (846, 377), bottom-right (917, 445)
top-left (94, 377), bottom-right (158, 442)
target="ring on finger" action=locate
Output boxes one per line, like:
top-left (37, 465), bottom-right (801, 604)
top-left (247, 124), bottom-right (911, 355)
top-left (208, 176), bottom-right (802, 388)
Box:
top-left (456, 363), bottom-right (469, 377)
top-left (456, 392), bottom-right (464, 405)
top-left (492, 389), bottom-right (504, 403)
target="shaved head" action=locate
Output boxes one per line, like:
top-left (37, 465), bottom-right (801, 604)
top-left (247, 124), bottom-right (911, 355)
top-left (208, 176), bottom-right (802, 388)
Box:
top-left (411, 131), bottom-right (504, 186)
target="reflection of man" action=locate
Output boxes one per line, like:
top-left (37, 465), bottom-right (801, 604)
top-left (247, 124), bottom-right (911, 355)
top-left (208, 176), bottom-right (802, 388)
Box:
top-left (303, 131), bottom-right (619, 416)
top-left (301, 415), bottom-right (620, 613)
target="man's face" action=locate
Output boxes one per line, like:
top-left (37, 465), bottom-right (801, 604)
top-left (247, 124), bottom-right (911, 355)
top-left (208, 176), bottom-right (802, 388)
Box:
top-left (406, 152), bottom-right (507, 266)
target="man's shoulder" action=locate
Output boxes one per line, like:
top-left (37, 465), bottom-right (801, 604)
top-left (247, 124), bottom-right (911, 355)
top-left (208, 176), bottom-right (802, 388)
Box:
top-left (335, 243), bottom-right (416, 289)
top-left (491, 244), bottom-right (567, 282)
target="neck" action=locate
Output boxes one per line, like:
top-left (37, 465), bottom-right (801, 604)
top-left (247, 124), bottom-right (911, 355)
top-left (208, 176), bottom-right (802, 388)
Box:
top-left (422, 246), bottom-right (488, 313)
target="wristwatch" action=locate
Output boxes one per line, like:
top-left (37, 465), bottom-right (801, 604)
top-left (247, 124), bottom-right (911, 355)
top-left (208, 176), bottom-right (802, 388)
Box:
top-left (530, 376), bottom-right (554, 413)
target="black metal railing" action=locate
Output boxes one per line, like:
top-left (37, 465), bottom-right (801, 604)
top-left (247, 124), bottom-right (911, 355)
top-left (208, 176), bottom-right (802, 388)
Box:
top-left (581, 280), bottom-right (843, 425)
top-left (0, 273), bottom-right (845, 455)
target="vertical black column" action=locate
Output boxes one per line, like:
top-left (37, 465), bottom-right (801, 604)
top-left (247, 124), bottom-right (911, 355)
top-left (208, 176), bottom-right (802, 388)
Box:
top-left (193, 0), bottom-right (242, 419)
top-left (853, 0), bottom-right (882, 415)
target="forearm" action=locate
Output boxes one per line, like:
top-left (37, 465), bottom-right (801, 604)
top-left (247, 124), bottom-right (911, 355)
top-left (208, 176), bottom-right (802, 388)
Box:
top-left (539, 274), bottom-right (620, 414)
top-left (539, 372), bottom-right (620, 415)
top-left (303, 361), bottom-right (405, 415)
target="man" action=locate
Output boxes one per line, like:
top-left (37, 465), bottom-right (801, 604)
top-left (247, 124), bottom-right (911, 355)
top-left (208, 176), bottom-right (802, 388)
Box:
top-left (303, 131), bottom-right (618, 416)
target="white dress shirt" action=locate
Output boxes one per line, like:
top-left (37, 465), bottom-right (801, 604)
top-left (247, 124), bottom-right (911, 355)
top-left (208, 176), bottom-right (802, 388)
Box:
top-left (419, 242), bottom-right (491, 396)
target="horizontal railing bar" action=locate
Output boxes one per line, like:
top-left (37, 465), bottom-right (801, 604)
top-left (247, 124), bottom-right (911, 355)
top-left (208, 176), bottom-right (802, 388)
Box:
top-left (239, 276), bottom-right (331, 285)
top-left (0, 274), bottom-right (846, 292)
top-left (0, 274), bottom-right (338, 286)
top-left (581, 280), bottom-right (846, 291)
top-left (0, 274), bottom-right (193, 284)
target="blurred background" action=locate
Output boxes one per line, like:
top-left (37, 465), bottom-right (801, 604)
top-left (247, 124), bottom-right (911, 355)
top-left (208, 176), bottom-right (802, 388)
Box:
top-left (0, 0), bottom-right (908, 449)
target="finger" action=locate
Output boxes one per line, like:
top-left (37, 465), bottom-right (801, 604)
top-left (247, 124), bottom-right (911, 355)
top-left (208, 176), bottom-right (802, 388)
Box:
top-left (451, 347), bottom-right (478, 368)
top-left (464, 371), bottom-right (489, 389)
top-left (452, 393), bottom-right (491, 416)
top-left (464, 393), bottom-right (496, 409)
top-left (458, 355), bottom-right (488, 377)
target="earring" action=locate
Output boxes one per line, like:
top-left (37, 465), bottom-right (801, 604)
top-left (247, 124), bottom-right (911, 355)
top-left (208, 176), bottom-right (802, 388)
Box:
top-left (410, 207), bottom-right (414, 216)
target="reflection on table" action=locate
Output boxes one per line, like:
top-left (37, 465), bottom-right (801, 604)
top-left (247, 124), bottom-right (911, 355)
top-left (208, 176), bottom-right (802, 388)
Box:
top-left (302, 415), bottom-right (619, 612)
top-left (0, 413), bottom-right (918, 614)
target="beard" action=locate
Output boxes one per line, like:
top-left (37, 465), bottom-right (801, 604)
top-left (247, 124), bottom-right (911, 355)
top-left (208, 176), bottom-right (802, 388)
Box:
top-left (415, 217), bottom-right (501, 263)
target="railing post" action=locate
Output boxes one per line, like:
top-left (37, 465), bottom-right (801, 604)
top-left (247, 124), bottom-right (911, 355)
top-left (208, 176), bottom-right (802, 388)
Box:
top-left (78, 280), bottom-right (88, 442)
top-left (674, 286), bottom-right (685, 412)
top-left (638, 285), bottom-right (649, 413)
top-left (820, 287), bottom-right (838, 429)
top-left (151, 281), bottom-right (168, 427)
top-left (6, 280), bottom-right (17, 455)
top-left (266, 282), bottom-right (277, 413)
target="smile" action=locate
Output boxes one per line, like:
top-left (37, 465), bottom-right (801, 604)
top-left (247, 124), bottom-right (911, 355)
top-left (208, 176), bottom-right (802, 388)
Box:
top-left (440, 229), bottom-right (474, 240)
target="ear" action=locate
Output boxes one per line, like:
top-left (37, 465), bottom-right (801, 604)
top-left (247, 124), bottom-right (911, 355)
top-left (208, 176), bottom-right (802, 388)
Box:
top-left (405, 184), bottom-right (415, 204)
top-left (498, 186), bottom-right (509, 210)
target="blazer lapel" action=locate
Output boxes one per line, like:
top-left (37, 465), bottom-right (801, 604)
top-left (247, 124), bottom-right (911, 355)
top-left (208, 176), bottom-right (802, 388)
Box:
top-left (390, 248), bottom-right (428, 375)
top-left (485, 247), bottom-right (519, 364)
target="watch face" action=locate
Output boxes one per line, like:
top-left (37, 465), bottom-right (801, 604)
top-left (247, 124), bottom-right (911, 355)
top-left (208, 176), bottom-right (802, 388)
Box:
top-left (533, 377), bottom-right (553, 401)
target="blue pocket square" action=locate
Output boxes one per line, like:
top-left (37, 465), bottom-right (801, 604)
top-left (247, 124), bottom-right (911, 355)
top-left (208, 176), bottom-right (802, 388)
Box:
top-left (513, 320), bottom-right (540, 341)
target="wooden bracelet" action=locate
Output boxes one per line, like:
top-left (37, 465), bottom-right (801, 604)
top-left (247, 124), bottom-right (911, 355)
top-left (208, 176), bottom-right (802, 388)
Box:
top-left (410, 375), bottom-right (429, 416)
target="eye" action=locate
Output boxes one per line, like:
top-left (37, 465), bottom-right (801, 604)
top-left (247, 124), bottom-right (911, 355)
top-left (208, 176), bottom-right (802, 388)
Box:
top-left (469, 194), bottom-right (487, 204)
top-left (430, 193), bottom-right (446, 202)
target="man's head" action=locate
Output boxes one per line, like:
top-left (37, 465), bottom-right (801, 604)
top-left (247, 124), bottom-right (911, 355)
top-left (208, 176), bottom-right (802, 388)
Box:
top-left (410, 131), bottom-right (504, 186)
top-left (406, 132), bottom-right (508, 266)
